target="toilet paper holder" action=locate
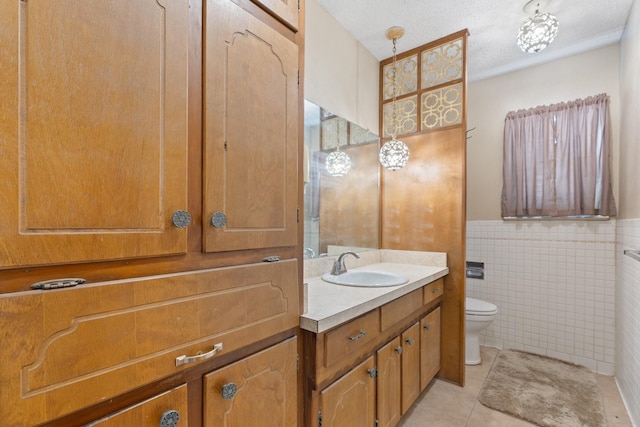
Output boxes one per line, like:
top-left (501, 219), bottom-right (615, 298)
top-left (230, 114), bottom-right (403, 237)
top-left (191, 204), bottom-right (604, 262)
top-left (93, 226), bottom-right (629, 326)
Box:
top-left (466, 261), bottom-right (484, 280)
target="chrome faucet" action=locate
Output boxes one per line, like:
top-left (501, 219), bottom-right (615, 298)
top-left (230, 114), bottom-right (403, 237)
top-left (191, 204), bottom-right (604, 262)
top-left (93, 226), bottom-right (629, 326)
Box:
top-left (330, 251), bottom-right (360, 275)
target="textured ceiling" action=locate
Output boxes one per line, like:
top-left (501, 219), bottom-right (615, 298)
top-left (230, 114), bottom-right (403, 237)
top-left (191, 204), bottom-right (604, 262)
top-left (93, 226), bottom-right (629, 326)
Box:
top-left (314, 0), bottom-right (634, 81)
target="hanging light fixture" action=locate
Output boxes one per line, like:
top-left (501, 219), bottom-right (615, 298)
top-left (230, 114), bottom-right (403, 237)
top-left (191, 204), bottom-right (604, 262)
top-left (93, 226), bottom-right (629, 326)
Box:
top-left (379, 26), bottom-right (410, 171)
top-left (325, 146), bottom-right (351, 176)
top-left (517, 0), bottom-right (559, 53)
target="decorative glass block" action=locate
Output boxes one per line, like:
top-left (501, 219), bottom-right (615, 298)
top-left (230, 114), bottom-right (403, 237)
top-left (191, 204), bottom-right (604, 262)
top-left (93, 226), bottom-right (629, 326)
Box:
top-left (349, 123), bottom-right (379, 146)
top-left (421, 38), bottom-right (463, 89)
top-left (382, 95), bottom-right (417, 138)
top-left (382, 54), bottom-right (418, 101)
top-left (421, 83), bottom-right (463, 130)
top-left (321, 116), bottom-right (348, 150)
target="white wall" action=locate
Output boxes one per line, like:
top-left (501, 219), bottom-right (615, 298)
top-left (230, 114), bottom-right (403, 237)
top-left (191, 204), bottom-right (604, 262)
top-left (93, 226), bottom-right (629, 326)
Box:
top-left (616, 0), bottom-right (640, 424)
top-left (467, 45), bottom-right (620, 221)
top-left (304, 0), bottom-right (379, 132)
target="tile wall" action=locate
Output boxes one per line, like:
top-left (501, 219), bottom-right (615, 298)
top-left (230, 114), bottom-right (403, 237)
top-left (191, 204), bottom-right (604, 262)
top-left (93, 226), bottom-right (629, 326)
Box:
top-left (466, 220), bottom-right (617, 375)
top-left (615, 219), bottom-right (640, 426)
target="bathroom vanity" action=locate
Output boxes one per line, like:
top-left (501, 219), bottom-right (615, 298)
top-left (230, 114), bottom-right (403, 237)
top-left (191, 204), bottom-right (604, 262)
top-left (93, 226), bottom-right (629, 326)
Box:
top-left (301, 252), bottom-right (448, 427)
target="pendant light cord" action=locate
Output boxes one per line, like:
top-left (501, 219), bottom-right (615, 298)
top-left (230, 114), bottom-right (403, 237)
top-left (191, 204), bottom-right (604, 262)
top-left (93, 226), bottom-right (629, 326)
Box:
top-left (391, 37), bottom-right (399, 140)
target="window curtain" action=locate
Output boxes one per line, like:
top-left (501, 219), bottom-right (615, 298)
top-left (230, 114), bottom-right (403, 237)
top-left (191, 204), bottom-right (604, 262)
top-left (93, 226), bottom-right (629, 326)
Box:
top-left (501, 94), bottom-right (616, 217)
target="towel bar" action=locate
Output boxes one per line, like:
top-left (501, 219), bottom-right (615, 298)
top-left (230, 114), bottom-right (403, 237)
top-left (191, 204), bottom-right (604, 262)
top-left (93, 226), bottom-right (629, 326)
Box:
top-left (623, 249), bottom-right (640, 262)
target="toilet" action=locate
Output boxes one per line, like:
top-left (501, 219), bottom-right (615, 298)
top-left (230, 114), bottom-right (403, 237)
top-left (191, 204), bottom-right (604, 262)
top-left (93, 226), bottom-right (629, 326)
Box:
top-left (465, 297), bottom-right (498, 365)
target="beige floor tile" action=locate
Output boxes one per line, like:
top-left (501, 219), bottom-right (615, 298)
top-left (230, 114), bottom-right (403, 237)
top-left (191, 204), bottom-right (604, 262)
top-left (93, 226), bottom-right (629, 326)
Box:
top-left (399, 346), bottom-right (633, 427)
top-left (595, 374), bottom-right (633, 427)
top-left (466, 402), bottom-right (537, 427)
top-left (462, 346), bottom-right (498, 396)
top-left (397, 380), bottom-right (477, 427)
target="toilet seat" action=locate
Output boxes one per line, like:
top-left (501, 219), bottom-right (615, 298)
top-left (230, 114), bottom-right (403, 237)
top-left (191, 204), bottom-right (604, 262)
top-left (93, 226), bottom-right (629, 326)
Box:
top-left (466, 297), bottom-right (498, 316)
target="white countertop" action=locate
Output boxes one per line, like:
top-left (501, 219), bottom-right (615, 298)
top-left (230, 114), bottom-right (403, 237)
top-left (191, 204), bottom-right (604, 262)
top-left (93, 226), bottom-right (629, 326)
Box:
top-left (300, 262), bottom-right (448, 333)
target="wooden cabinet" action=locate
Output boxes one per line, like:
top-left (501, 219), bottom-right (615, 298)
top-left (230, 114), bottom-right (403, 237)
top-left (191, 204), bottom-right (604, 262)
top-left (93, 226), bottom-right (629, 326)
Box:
top-left (204, 0), bottom-right (298, 253)
top-left (304, 279), bottom-right (445, 427)
top-left (203, 338), bottom-right (297, 427)
top-left (86, 385), bottom-right (188, 427)
top-left (0, 0), bottom-right (302, 424)
top-left (319, 356), bottom-right (376, 427)
top-left (420, 307), bottom-right (442, 390)
top-left (377, 337), bottom-right (402, 427)
top-left (0, 0), bottom-right (190, 269)
top-left (401, 322), bottom-right (421, 414)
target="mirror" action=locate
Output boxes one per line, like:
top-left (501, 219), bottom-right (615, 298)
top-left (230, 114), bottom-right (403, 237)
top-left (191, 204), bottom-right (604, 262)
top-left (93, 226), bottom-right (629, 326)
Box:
top-left (303, 100), bottom-right (380, 259)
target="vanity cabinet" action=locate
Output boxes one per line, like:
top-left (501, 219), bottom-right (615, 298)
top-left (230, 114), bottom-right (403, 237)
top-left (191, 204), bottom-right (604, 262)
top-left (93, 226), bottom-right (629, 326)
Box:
top-left (421, 306), bottom-right (442, 390)
top-left (304, 277), bottom-right (445, 427)
top-left (319, 356), bottom-right (376, 427)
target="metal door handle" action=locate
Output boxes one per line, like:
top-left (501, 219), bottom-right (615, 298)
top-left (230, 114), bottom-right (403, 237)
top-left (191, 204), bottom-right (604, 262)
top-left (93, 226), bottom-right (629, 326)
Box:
top-left (175, 343), bottom-right (223, 366)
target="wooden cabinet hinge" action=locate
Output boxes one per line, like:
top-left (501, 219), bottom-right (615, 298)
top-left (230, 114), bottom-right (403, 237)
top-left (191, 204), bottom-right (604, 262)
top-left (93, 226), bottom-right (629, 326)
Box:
top-left (296, 354), bottom-right (299, 372)
top-left (297, 207), bottom-right (300, 223)
top-left (318, 410), bottom-right (322, 427)
top-left (297, 70), bottom-right (300, 86)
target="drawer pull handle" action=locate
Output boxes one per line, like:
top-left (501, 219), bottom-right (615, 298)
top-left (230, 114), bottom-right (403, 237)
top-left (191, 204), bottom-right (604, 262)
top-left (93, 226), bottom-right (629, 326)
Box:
top-left (424, 324), bottom-right (431, 331)
top-left (175, 343), bottom-right (223, 366)
top-left (349, 330), bottom-right (366, 341)
top-left (405, 338), bottom-right (414, 345)
top-left (432, 287), bottom-right (441, 293)
top-left (159, 409), bottom-right (180, 427)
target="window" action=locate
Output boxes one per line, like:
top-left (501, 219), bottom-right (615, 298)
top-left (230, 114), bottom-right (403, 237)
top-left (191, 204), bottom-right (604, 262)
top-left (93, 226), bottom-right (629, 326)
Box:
top-left (501, 94), bottom-right (616, 218)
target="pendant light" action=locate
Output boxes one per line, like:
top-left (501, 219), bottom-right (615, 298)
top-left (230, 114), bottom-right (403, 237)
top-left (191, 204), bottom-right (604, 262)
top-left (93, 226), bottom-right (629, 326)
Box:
top-left (325, 146), bottom-right (351, 176)
top-left (517, 0), bottom-right (559, 53)
top-left (379, 26), bottom-right (410, 171)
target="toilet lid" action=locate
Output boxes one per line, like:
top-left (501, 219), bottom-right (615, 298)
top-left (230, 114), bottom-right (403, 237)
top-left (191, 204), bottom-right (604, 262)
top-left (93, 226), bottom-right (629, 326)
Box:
top-left (466, 297), bottom-right (498, 315)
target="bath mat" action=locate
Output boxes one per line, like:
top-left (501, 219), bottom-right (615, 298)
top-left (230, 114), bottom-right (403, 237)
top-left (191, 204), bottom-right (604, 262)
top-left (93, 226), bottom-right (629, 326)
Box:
top-left (478, 350), bottom-right (607, 427)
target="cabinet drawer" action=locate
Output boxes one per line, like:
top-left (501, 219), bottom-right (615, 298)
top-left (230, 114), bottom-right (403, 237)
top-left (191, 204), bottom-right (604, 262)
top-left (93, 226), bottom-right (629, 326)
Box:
top-left (86, 385), bottom-right (187, 427)
top-left (0, 260), bottom-right (298, 426)
top-left (423, 278), bottom-right (444, 305)
top-left (252, 0), bottom-right (299, 29)
top-left (381, 289), bottom-right (423, 331)
top-left (324, 310), bottom-right (380, 367)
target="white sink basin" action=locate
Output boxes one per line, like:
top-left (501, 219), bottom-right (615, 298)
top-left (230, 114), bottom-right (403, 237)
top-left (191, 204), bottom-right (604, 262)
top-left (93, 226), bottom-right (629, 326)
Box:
top-left (321, 271), bottom-right (409, 287)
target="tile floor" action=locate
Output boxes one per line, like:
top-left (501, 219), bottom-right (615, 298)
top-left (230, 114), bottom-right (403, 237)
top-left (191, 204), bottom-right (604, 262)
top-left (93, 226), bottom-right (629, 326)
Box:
top-left (398, 346), bottom-right (633, 427)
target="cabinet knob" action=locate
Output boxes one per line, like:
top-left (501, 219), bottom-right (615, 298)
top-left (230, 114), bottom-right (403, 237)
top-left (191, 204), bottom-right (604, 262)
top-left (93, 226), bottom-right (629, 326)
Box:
top-left (405, 338), bottom-right (415, 345)
top-left (424, 324), bottom-right (431, 331)
top-left (395, 346), bottom-right (403, 355)
top-left (159, 409), bottom-right (180, 427)
top-left (367, 368), bottom-right (377, 379)
top-left (221, 382), bottom-right (238, 400)
top-left (210, 211), bottom-right (227, 228)
top-left (171, 210), bottom-right (192, 228)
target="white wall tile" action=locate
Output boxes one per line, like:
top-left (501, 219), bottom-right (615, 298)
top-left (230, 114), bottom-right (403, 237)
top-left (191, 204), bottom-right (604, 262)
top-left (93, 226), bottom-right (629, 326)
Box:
top-left (466, 219), bottom-right (617, 375)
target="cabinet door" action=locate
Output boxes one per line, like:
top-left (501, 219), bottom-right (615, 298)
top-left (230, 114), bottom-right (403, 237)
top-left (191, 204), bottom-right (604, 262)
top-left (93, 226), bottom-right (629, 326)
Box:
top-left (401, 322), bottom-right (420, 414)
top-left (377, 337), bottom-right (402, 427)
top-left (203, 338), bottom-right (297, 427)
top-left (320, 356), bottom-right (376, 427)
top-left (0, 0), bottom-right (190, 269)
top-left (86, 385), bottom-right (187, 427)
top-left (420, 307), bottom-right (441, 390)
top-left (204, 0), bottom-right (298, 253)
top-left (253, 0), bottom-right (299, 29)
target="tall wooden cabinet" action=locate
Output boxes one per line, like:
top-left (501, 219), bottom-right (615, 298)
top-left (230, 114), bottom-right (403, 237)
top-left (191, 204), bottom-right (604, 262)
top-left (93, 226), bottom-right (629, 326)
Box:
top-left (0, 0), bottom-right (302, 426)
top-left (0, 0), bottom-right (190, 268)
